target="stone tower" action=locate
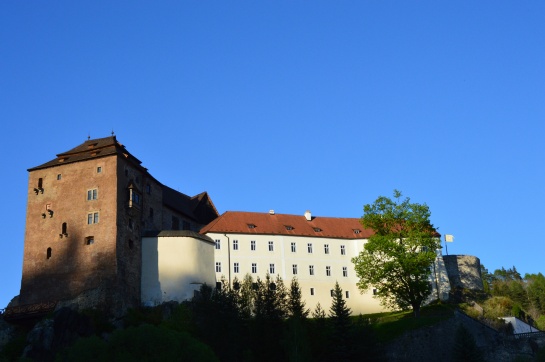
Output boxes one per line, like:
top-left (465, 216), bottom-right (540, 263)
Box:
top-left (18, 136), bottom-right (218, 315)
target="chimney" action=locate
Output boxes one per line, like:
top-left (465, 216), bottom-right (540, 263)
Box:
top-left (269, 210), bottom-right (275, 215)
top-left (304, 210), bottom-right (311, 221)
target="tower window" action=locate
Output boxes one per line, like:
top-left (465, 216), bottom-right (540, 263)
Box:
top-left (87, 189), bottom-right (98, 201)
top-left (57, 174), bottom-right (62, 180)
top-left (85, 237), bottom-right (94, 245)
top-left (172, 216), bottom-right (179, 230)
top-left (38, 178), bottom-right (43, 189)
top-left (61, 222), bottom-right (67, 236)
top-left (46, 247), bottom-right (52, 259)
top-left (97, 167), bottom-right (102, 173)
top-left (87, 212), bottom-right (99, 224)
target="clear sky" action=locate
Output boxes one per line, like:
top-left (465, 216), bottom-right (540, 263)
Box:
top-left (1, 2), bottom-right (544, 309)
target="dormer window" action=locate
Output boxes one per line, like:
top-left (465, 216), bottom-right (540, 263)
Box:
top-left (247, 224), bottom-right (256, 229)
top-left (285, 225), bottom-right (294, 231)
top-left (353, 229), bottom-right (361, 234)
top-left (313, 227), bottom-right (322, 232)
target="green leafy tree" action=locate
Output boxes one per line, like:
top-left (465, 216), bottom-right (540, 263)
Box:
top-left (352, 190), bottom-right (440, 317)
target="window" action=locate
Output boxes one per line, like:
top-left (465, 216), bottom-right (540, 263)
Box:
top-left (46, 247), bottom-right (52, 259)
top-left (324, 244), bottom-right (329, 254)
top-left (310, 288), bottom-right (315, 296)
top-left (215, 239), bottom-right (221, 250)
top-left (61, 222), bottom-right (67, 236)
top-left (343, 267), bottom-right (348, 277)
top-left (373, 288), bottom-right (378, 295)
top-left (57, 174), bottom-right (62, 180)
top-left (145, 184), bottom-right (151, 194)
top-left (292, 264), bottom-right (298, 275)
top-left (340, 245), bottom-right (346, 255)
top-left (97, 166), bottom-right (102, 173)
top-left (215, 262), bottom-right (221, 273)
top-left (38, 178), bottom-right (43, 189)
top-left (326, 266), bottom-right (331, 276)
top-left (268, 241), bottom-right (274, 251)
top-left (308, 243), bottom-right (313, 253)
top-left (85, 236), bottom-right (94, 245)
top-left (330, 289), bottom-right (334, 297)
top-left (309, 265), bottom-right (314, 276)
top-left (132, 192), bottom-right (140, 205)
top-left (291, 242), bottom-right (296, 252)
top-left (251, 240), bottom-right (256, 251)
top-left (313, 227), bottom-right (322, 232)
top-left (345, 291), bottom-right (350, 298)
top-left (269, 263), bottom-right (275, 274)
top-left (234, 262), bottom-right (239, 273)
top-left (233, 240), bottom-right (238, 250)
top-left (247, 223), bottom-right (256, 229)
top-left (172, 217), bottom-right (179, 230)
top-left (285, 225), bottom-right (293, 230)
top-left (353, 229), bottom-right (360, 234)
top-left (87, 212), bottom-right (99, 224)
top-left (87, 189), bottom-right (98, 201)
top-left (252, 263), bottom-right (257, 274)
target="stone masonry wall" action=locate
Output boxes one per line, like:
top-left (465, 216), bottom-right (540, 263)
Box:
top-left (443, 255), bottom-right (484, 291)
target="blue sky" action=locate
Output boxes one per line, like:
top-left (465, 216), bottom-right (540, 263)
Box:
top-left (1, 2), bottom-right (544, 309)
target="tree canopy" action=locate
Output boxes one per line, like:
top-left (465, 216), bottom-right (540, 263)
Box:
top-left (352, 190), bottom-right (440, 317)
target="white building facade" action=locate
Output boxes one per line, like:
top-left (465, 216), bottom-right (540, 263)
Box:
top-left (201, 210), bottom-right (384, 315)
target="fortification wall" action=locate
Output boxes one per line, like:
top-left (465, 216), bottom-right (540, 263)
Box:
top-left (443, 255), bottom-right (484, 291)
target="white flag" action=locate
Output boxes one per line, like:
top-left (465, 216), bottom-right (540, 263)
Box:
top-left (445, 234), bottom-right (454, 242)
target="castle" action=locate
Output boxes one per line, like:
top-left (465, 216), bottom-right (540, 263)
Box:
top-left (8, 136), bottom-right (482, 319)
top-left (15, 136), bottom-right (218, 316)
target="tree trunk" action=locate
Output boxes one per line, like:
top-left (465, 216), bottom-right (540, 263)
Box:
top-left (412, 303), bottom-right (421, 318)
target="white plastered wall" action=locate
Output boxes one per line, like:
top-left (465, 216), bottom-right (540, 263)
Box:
top-left (141, 234), bottom-right (215, 306)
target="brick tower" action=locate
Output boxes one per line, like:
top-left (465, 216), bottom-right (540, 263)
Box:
top-left (18, 136), bottom-right (218, 315)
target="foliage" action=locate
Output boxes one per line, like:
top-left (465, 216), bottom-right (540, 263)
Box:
top-left (329, 282), bottom-right (353, 360)
top-left (287, 278), bottom-right (309, 319)
top-left (352, 190), bottom-right (440, 317)
top-left (57, 324), bottom-right (218, 362)
top-left (452, 325), bottom-right (484, 362)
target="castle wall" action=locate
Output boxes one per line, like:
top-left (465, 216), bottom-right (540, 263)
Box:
top-left (141, 232), bottom-right (215, 306)
top-left (443, 255), bottom-right (484, 291)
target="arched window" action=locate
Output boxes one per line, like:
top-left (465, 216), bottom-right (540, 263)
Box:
top-left (46, 247), bottom-right (52, 259)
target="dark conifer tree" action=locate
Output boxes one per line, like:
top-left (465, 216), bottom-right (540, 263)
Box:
top-left (329, 281), bottom-right (352, 361)
top-left (288, 277), bottom-right (309, 319)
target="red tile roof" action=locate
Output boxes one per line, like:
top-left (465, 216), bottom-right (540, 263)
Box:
top-left (200, 211), bottom-right (373, 239)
